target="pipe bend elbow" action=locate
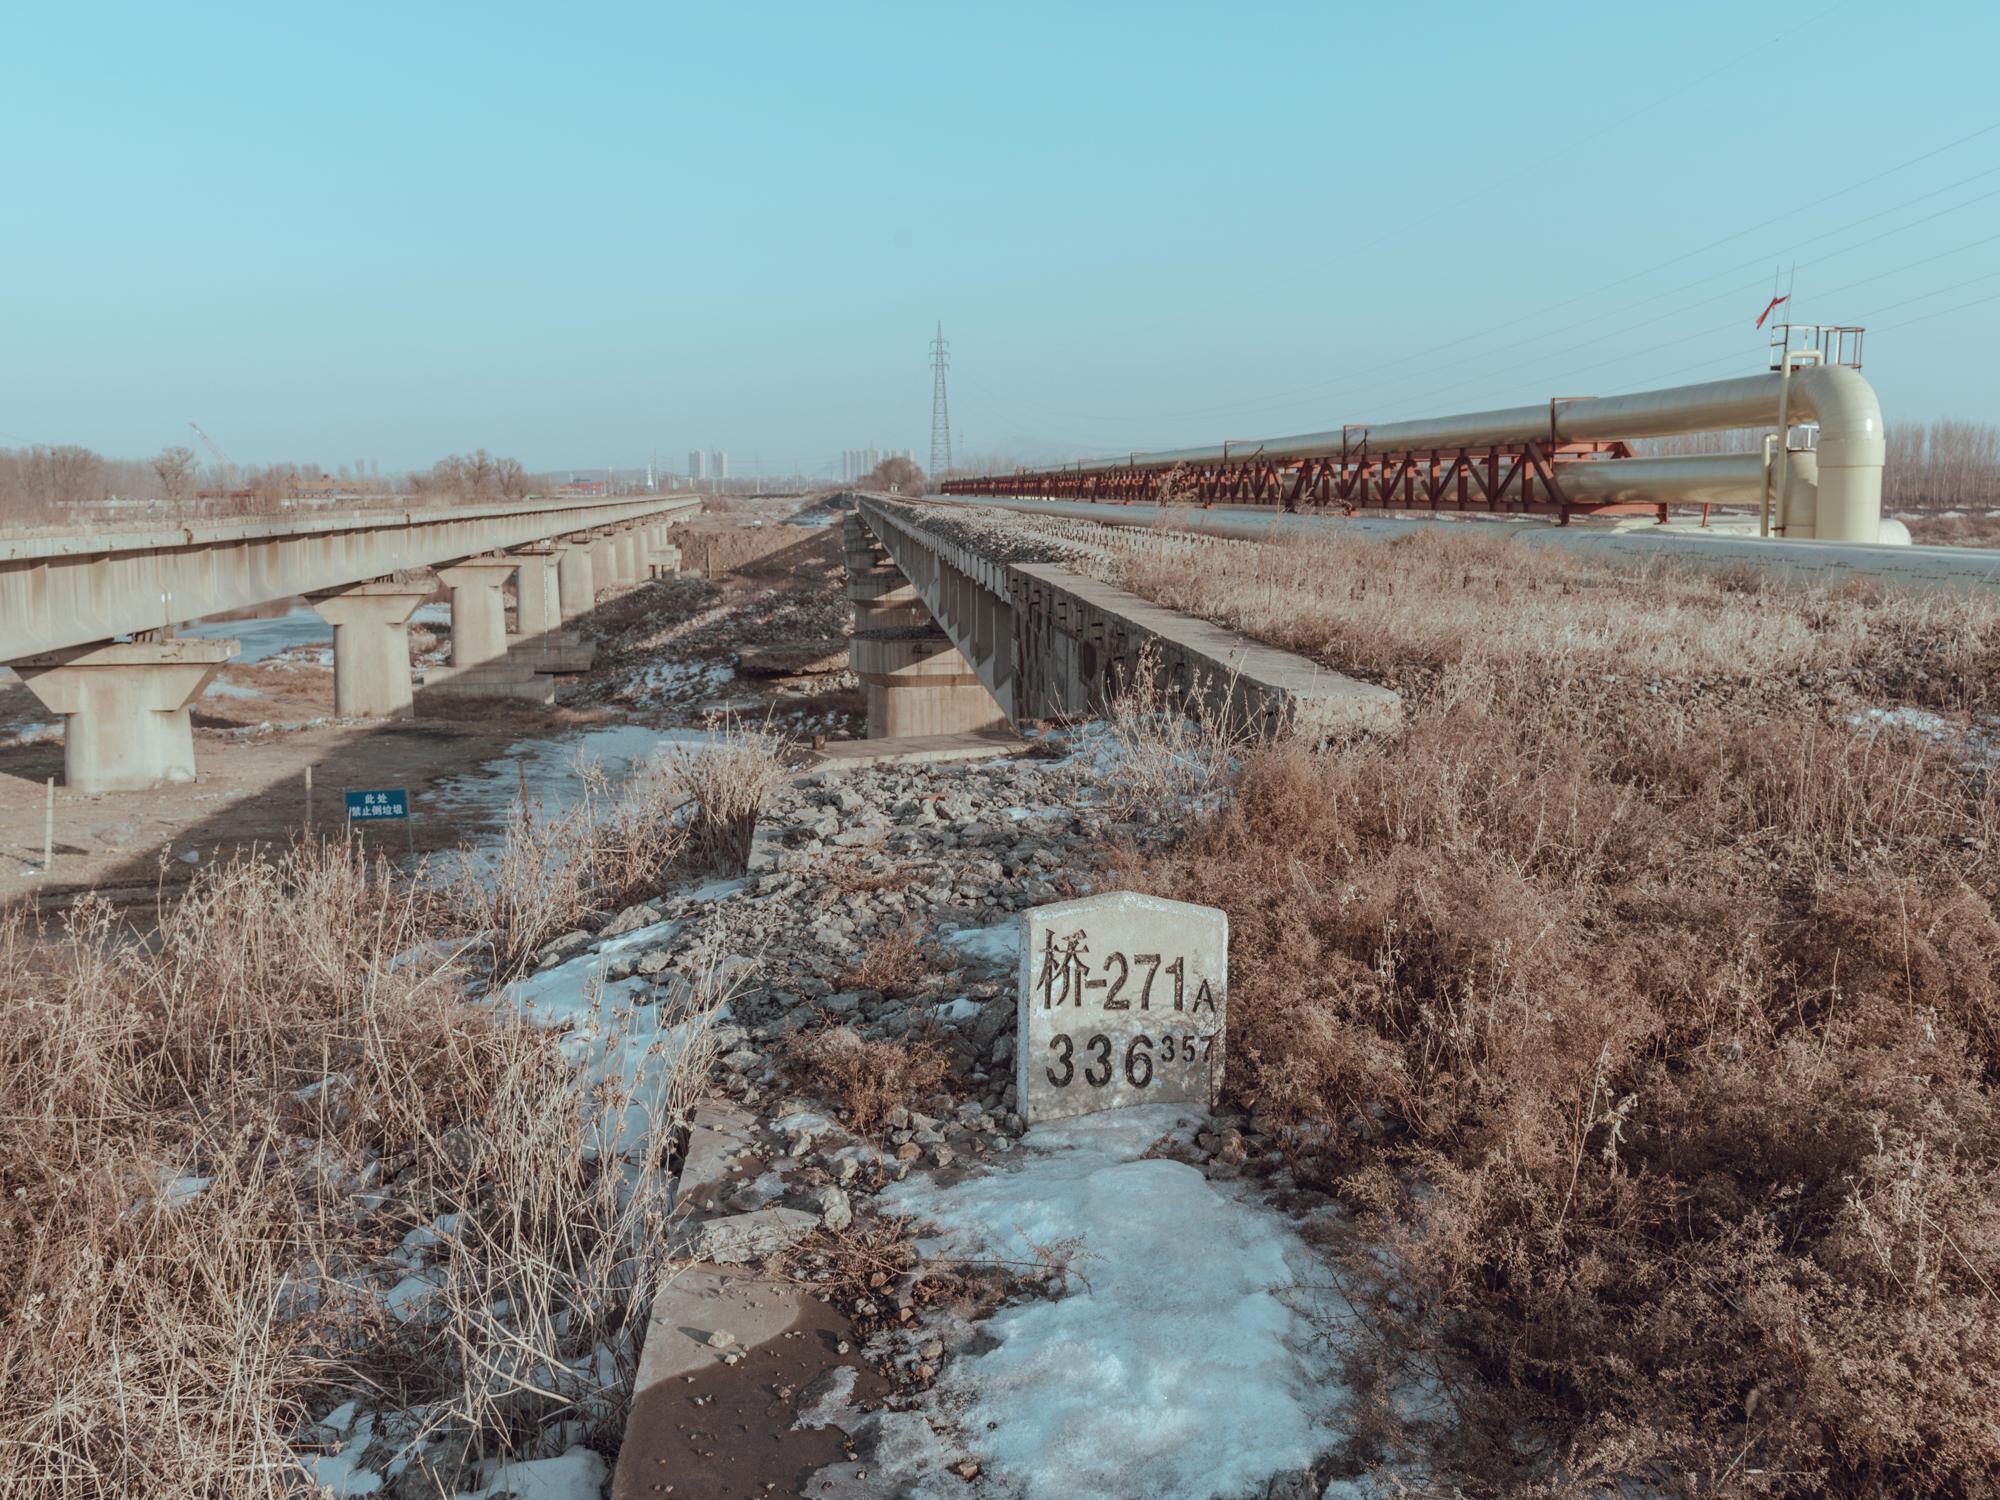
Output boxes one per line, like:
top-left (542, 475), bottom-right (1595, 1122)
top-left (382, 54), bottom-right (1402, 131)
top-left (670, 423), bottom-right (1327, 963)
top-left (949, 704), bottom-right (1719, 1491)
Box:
top-left (1790, 365), bottom-right (1885, 471)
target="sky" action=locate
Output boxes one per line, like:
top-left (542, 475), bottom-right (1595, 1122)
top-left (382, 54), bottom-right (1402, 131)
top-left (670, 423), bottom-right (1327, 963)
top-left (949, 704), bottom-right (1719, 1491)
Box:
top-left (2, 0), bottom-right (1997, 477)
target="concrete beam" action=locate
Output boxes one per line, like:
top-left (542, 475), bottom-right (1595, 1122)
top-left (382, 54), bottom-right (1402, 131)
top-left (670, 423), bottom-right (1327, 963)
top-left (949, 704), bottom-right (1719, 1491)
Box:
top-left (0, 493), bottom-right (703, 662)
top-left (308, 578), bottom-right (433, 718)
top-left (856, 494), bottom-right (1401, 741)
top-left (14, 638), bottom-right (237, 793)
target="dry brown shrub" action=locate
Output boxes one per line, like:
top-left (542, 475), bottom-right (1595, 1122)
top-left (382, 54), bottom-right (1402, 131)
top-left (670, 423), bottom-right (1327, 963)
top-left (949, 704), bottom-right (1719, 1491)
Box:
top-left (1096, 528), bottom-right (2000, 1494)
top-left (786, 1025), bottom-right (950, 1137)
top-left (447, 723), bottom-right (786, 978)
top-left (835, 922), bottom-right (940, 998)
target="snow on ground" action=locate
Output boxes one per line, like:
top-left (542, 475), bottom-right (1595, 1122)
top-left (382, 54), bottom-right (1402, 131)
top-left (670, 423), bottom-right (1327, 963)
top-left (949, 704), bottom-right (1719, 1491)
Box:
top-left (426, 724), bottom-right (717, 824)
top-left (943, 919), bottom-right (1021, 971)
top-left (202, 677), bottom-right (265, 699)
top-left (880, 1104), bottom-right (1356, 1500)
top-left (614, 658), bottom-right (738, 709)
top-left (1853, 705), bottom-right (2000, 765)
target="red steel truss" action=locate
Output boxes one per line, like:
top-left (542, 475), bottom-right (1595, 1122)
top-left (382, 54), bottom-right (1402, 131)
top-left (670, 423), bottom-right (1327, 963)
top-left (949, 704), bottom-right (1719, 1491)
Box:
top-left (941, 437), bottom-right (1667, 523)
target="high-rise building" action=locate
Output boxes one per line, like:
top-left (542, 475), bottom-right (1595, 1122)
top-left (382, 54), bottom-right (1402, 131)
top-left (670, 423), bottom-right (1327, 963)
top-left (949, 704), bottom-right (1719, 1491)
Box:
top-left (687, 450), bottom-right (707, 482)
top-left (711, 450), bottom-right (729, 481)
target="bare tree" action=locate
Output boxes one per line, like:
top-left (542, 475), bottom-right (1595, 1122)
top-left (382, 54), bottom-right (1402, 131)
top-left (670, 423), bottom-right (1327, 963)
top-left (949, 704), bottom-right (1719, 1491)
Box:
top-left (496, 456), bottom-right (530, 499)
top-left (865, 455), bottom-right (926, 495)
top-left (45, 446), bottom-right (105, 508)
top-left (152, 446), bottom-right (199, 507)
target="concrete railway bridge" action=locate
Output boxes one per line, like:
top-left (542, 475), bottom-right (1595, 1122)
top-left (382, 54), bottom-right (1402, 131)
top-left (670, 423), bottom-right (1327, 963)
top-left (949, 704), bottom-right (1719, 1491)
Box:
top-left (0, 494), bottom-right (700, 793)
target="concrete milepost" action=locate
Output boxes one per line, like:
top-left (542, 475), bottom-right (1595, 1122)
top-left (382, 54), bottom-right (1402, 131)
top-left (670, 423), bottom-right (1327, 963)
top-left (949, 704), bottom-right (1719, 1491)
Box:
top-left (1017, 891), bottom-right (1228, 1125)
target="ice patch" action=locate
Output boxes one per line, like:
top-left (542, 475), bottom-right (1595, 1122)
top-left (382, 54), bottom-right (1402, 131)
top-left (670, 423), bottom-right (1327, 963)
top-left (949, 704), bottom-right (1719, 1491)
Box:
top-left (203, 677), bottom-right (265, 699)
top-left (944, 921), bottom-right (1020, 970)
top-left (1852, 705), bottom-right (2000, 766)
top-left (881, 1104), bottom-right (1355, 1500)
top-left (456, 1446), bottom-right (607, 1499)
top-left (160, 1174), bottom-right (210, 1207)
top-left (617, 659), bottom-right (736, 707)
top-left (304, 1410), bottom-right (384, 1495)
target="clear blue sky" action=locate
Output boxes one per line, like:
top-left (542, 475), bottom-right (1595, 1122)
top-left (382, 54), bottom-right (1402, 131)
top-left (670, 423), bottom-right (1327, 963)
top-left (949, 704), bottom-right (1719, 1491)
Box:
top-left (2, 1), bottom-right (1995, 477)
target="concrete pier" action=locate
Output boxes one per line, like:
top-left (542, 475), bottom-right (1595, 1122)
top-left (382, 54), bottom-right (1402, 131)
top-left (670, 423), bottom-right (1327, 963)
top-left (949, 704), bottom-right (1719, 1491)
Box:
top-left (555, 539), bottom-right (596, 621)
top-left (850, 627), bottom-right (1009, 739)
top-left (615, 528), bottom-right (644, 586)
top-left (427, 556), bottom-right (554, 702)
top-left (590, 532), bottom-right (622, 589)
top-left (507, 545), bottom-right (594, 673)
top-left (308, 578), bottom-right (434, 718)
top-left (14, 638), bottom-right (238, 793)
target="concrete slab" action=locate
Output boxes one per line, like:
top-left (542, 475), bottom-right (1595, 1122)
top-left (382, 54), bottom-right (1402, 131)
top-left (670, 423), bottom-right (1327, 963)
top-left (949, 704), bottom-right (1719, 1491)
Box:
top-left (673, 1100), bottom-right (762, 1216)
top-left (810, 727), bottom-right (1032, 770)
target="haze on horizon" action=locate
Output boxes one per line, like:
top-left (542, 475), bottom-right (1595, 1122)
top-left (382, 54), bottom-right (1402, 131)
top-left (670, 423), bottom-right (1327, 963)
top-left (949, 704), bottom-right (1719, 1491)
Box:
top-left (2, 0), bottom-right (1995, 478)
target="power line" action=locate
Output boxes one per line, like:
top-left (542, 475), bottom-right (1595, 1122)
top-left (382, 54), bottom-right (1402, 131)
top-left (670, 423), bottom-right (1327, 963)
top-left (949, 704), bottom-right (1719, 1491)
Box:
top-left (1874, 288), bottom-right (2000, 332)
top-left (1128, 119), bottom-right (2000, 434)
top-left (1279, 0), bottom-right (1862, 286)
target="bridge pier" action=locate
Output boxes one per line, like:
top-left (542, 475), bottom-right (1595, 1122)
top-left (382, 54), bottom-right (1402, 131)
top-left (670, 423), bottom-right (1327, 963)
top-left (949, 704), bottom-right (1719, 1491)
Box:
top-left (426, 556), bottom-right (553, 703)
top-left (555, 537), bottom-right (596, 620)
top-left (506, 545), bottom-right (594, 673)
top-left (843, 517), bottom-right (1003, 736)
top-left (614, 527), bottom-right (646, 586)
top-left (308, 578), bottom-right (433, 718)
top-left (590, 531), bottom-right (624, 589)
top-left (13, 638), bottom-right (237, 794)
top-left (850, 628), bottom-right (1009, 739)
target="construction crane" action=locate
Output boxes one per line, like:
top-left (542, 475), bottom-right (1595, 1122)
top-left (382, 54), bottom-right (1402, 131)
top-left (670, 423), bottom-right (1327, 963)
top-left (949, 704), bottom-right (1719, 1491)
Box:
top-left (187, 421), bottom-right (239, 494)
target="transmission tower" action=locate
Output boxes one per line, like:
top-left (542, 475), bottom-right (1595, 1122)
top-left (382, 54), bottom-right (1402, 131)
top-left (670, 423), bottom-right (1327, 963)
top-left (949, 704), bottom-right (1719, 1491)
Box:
top-left (929, 321), bottom-right (952, 479)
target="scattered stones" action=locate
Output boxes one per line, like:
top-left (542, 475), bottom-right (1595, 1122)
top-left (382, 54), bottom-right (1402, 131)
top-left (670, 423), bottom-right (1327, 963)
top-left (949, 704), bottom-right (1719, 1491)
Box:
top-left (689, 1207), bottom-right (819, 1265)
top-left (817, 1185), bottom-right (854, 1232)
top-left (705, 1328), bottom-right (736, 1349)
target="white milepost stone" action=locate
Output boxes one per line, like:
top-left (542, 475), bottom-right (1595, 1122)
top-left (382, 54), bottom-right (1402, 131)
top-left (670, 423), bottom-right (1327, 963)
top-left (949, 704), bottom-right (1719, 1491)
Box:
top-left (1017, 891), bottom-right (1227, 1125)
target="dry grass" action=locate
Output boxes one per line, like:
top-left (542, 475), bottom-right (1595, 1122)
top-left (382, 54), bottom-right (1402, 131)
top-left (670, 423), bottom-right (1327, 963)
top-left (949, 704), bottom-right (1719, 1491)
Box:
top-left (0, 839), bottom-right (725, 1497)
top-left (786, 1026), bottom-right (951, 1138)
top-left (1095, 528), bottom-right (2000, 1496)
top-left (1101, 523), bottom-right (2000, 723)
top-left (0, 729), bottom-right (788, 1495)
top-left (447, 723), bottom-right (787, 979)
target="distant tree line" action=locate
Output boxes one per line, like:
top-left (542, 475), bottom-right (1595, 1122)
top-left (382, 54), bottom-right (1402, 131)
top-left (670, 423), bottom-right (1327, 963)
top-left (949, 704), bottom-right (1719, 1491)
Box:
top-left (1639, 418), bottom-right (2000, 512)
top-left (410, 450), bottom-right (533, 503)
top-left (0, 444), bottom-right (545, 524)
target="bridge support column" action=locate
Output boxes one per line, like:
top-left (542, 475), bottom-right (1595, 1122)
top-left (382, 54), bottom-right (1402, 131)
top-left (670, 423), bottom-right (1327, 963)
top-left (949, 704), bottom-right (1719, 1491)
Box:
top-left (614, 528), bottom-right (645, 586)
top-left (850, 628), bottom-right (1008, 739)
top-left (847, 565), bottom-right (930, 631)
top-left (555, 538), bottom-right (596, 620)
top-left (507, 545), bottom-right (594, 673)
top-left (13, 638), bottom-right (237, 794)
top-left (591, 532), bottom-right (624, 588)
top-left (308, 579), bottom-right (433, 718)
top-left (426, 557), bottom-right (554, 703)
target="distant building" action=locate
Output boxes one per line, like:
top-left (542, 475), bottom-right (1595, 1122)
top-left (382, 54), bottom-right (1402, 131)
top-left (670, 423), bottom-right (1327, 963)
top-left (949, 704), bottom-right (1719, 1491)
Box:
top-left (711, 450), bottom-right (729, 481)
top-left (687, 449), bottom-right (707, 482)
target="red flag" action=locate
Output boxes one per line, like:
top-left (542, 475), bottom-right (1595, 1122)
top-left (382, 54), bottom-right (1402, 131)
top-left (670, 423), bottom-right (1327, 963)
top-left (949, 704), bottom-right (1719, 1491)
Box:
top-left (1755, 293), bottom-right (1789, 330)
